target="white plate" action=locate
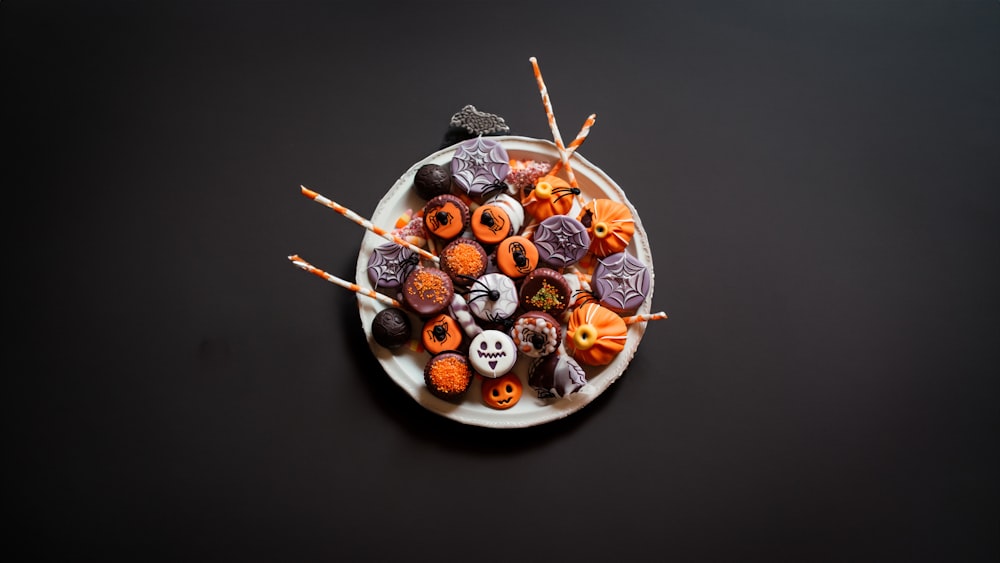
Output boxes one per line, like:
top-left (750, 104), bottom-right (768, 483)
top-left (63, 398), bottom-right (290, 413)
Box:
top-left (354, 136), bottom-right (654, 428)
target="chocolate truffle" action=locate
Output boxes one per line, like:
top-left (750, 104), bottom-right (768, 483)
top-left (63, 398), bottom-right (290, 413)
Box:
top-left (439, 237), bottom-right (487, 286)
top-left (528, 352), bottom-right (588, 399)
top-left (367, 242), bottom-right (419, 293)
top-left (591, 252), bottom-right (651, 315)
top-left (413, 163), bottom-right (453, 201)
top-left (371, 307), bottom-right (411, 350)
top-left (424, 352), bottom-right (473, 401)
top-left (532, 215), bottom-right (590, 269)
top-left (402, 266), bottom-right (454, 317)
top-left (519, 267), bottom-right (571, 316)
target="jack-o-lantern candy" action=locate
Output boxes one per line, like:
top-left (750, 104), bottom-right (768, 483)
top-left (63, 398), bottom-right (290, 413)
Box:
top-left (481, 372), bottom-right (522, 410)
top-left (520, 174), bottom-right (578, 222)
top-left (578, 198), bottom-right (635, 257)
top-left (469, 329), bottom-right (517, 378)
top-left (565, 302), bottom-right (628, 366)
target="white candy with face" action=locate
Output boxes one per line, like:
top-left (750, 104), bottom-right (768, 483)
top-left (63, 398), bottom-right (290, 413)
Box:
top-left (469, 330), bottom-right (517, 378)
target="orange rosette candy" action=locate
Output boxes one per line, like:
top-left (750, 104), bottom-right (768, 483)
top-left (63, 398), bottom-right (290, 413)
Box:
top-left (578, 198), bottom-right (635, 257)
top-left (565, 303), bottom-right (628, 366)
top-left (520, 174), bottom-right (578, 222)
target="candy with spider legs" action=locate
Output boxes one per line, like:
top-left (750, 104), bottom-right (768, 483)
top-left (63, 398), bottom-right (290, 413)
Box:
top-left (510, 311), bottom-right (562, 358)
top-left (464, 273), bottom-right (519, 324)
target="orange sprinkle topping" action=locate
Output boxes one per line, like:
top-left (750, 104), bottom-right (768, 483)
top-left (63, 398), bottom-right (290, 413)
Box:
top-left (428, 356), bottom-right (471, 394)
top-left (444, 241), bottom-right (484, 275)
top-left (407, 270), bottom-right (449, 304)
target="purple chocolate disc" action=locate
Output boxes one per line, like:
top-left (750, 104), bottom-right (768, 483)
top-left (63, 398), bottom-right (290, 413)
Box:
top-left (367, 242), bottom-right (419, 292)
top-left (591, 252), bottom-right (651, 315)
top-left (533, 215), bottom-right (591, 268)
top-left (450, 137), bottom-right (510, 199)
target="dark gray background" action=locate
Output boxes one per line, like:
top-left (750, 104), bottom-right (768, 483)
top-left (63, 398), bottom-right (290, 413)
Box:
top-left (6, 1), bottom-right (999, 561)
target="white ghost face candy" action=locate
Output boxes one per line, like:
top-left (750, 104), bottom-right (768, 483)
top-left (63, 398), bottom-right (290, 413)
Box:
top-left (469, 330), bottom-right (517, 378)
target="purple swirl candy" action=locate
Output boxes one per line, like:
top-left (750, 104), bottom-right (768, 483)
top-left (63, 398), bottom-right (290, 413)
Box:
top-left (450, 137), bottom-right (511, 199)
top-left (532, 215), bottom-right (591, 269)
top-left (591, 252), bottom-right (651, 315)
top-left (367, 243), bottom-right (419, 292)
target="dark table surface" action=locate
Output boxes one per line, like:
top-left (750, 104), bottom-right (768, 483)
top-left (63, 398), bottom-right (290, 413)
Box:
top-left (7, 1), bottom-right (999, 561)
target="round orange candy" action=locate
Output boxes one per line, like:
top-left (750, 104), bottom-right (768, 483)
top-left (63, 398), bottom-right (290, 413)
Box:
top-left (481, 372), bottom-right (522, 410)
top-left (421, 313), bottom-right (462, 355)
top-left (470, 204), bottom-right (512, 245)
top-left (495, 236), bottom-right (538, 279)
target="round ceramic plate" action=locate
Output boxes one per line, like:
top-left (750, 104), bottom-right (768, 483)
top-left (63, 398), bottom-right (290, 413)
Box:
top-left (354, 136), bottom-right (654, 428)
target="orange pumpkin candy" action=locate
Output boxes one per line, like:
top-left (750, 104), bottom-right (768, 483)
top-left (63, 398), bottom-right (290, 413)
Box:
top-left (578, 199), bottom-right (635, 257)
top-left (481, 372), bottom-right (523, 410)
top-left (520, 174), bottom-right (576, 222)
top-left (565, 303), bottom-right (628, 366)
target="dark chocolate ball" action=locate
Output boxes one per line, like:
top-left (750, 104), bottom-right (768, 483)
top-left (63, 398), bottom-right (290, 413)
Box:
top-left (372, 307), bottom-right (411, 349)
top-left (413, 163), bottom-right (453, 200)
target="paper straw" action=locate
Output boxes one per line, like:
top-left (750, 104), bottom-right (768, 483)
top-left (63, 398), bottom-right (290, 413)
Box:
top-left (549, 113), bottom-right (597, 177)
top-left (300, 185), bottom-right (439, 264)
top-left (288, 254), bottom-right (401, 308)
top-left (622, 311), bottom-right (669, 325)
top-left (529, 57), bottom-right (580, 189)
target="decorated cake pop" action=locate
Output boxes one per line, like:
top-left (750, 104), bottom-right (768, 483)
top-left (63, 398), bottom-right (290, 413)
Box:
top-left (520, 174), bottom-right (578, 222)
top-left (423, 194), bottom-right (470, 242)
top-left (421, 313), bottom-right (463, 355)
top-left (495, 236), bottom-right (539, 279)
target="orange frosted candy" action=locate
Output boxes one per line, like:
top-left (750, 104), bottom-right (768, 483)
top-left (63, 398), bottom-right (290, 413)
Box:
top-left (495, 236), bottom-right (539, 279)
top-left (578, 198), bottom-right (635, 257)
top-left (565, 303), bottom-right (628, 366)
top-left (520, 174), bottom-right (577, 222)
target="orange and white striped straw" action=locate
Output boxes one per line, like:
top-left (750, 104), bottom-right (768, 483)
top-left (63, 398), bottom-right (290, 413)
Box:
top-left (288, 254), bottom-right (401, 308)
top-left (623, 311), bottom-right (669, 325)
top-left (300, 185), bottom-right (439, 264)
top-left (549, 113), bottom-right (597, 177)
top-left (529, 57), bottom-right (577, 185)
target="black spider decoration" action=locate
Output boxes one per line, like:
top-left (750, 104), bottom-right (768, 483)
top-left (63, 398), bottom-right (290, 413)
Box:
top-left (477, 207), bottom-right (507, 236)
top-left (426, 319), bottom-right (452, 344)
top-left (480, 180), bottom-right (510, 202)
top-left (508, 241), bottom-right (531, 274)
top-left (458, 275), bottom-right (501, 305)
top-left (522, 182), bottom-right (581, 204)
top-left (426, 207), bottom-right (454, 231)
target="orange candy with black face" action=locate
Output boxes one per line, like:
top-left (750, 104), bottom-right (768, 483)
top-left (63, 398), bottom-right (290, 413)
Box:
top-left (481, 372), bottom-right (522, 410)
top-left (495, 236), bottom-right (538, 279)
top-left (421, 313), bottom-right (462, 355)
